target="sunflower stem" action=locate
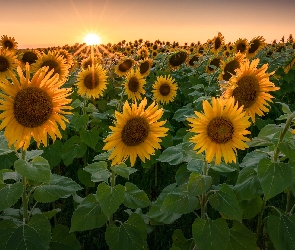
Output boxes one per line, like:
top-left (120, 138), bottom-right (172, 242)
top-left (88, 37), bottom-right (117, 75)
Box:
top-left (201, 160), bottom-right (208, 219)
top-left (21, 149), bottom-right (29, 224)
top-left (256, 196), bottom-right (266, 245)
top-left (285, 189), bottom-right (292, 214)
top-left (110, 170), bottom-right (116, 224)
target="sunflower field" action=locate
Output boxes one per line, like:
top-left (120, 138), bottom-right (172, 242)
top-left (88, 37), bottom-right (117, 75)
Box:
top-left (0, 33), bottom-right (295, 250)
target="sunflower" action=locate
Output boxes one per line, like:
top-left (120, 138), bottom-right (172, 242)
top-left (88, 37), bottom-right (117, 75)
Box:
top-left (0, 35), bottom-right (18, 53)
top-left (218, 52), bottom-right (246, 81)
top-left (0, 48), bottom-right (18, 79)
top-left (168, 50), bottom-right (188, 70)
top-left (31, 50), bottom-right (69, 83)
top-left (187, 53), bottom-right (200, 67)
top-left (206, 57), bottom-right (221, 74)
top-left (137, 46), bottom-right (149, 59)
top-left (211, 32), bottom-right (225, 54)
top-left (114, 57), bottom-right (134, 77)
top-left (0, 65), bottom-right (72, 150)
top-left (103, 98), bottom-right (168, 166)
top-left (137, 58), bottom-right (153, 77)
top-left (247, 36), bottom-right (266, 59)
top-left (221, 58), bottom-right (280, 122)
top-left (152, 75), bottom-right (178, 104)
top-left (233, 38), bottom-right (249, 54)
top-left (76, 64), bottom-right (108, 99)
top-left (187, 97), bottom-right (250, 165)
top-left (80, 56), bottom-right (101, 70)
top-left (17, 49), bottom-right (41, 68)
top-left (151, 50), bottom-right (158, 58)
top-left (58, 48), bottom-right (74, 68)
top-left (284, 55), bottom-right (295, 74)
top-left (124, 68), bottom-right (146, 101)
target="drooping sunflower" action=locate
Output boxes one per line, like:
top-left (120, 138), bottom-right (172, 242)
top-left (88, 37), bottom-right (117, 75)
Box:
top-left (233, 38), bottom-right (249, 54)
top-left (0, 35), bottom-right (18, 53)
top-left (168, 50), bottom-right (188, 70)
top-left (221, 58), bottom-right (280, 122)
top-left (76, 64), bottom-right (108, 99)
top-left (187, 53), bottom-right (200, 67)
top-left (247, 36), bottom-right (266, 59)
top-left (103, 98), bottom-right (169, 166)
top-left (206, 57), bottom-right (222, 74)
top-left (17, 49), bottom-right (41, 68)
top-left (211, 32), bottom-right (225, 54)
top-left (124, 68), bottom-right (146, 101)
top-left (137, 58), bottom-right (153, 77)
top-left (0, 48), bottom-right (18, 79)
top-left (0, 65), bottom-right (72, 150)
top-left (187, 97), bottom-right (251, 165)
top-left (152, 75), bottom-right (178, 104)
top-left (114, 57), bottom-right (135, 76)
top-left (218, 52), bottom-right (246, 81)
top-left (31, 50), bottom-right (69, 83)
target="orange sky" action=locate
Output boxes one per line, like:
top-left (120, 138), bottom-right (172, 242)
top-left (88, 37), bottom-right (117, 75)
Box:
top-left (1, 0), bottom-right (294, 49)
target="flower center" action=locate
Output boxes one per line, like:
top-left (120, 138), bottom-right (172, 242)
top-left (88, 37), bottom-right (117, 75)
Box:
top-left (214, 37), bottom-right (222, 50)
top-left (4, 40), bottom-right (13, 49)
top-left (139, 61), bottom-right (149, 74)
top-left (13, 87), bottom-right (53, 128)
top-left (189, 55), bottom-right (199, 66)
top-left (128, 77), bottom-right (139, 92)
top-left (118, 59), bottom-right (133, 73)
top-left (232, 75), bottom-right (260, 109)
top-left (22, 52), bottom-right (38, 65)
top-left (169, 51), bottom-right (187, 67)
top-left (223, 60), bottom-right (240, 81)
top-left (208, 58), bottom-right (221, 71)
top-left (0, 56), bottom-right (9, 72)
top-left (207, 117), bottom-right (234, 143)
top-left (41, 60), bottom-right (61, 75)
top-left (159, 83), bottom-right (170, 96)
top-left (237, 42), bottom-right (246, 53)
top-left (84, 73), bottom-right (99, 89)
top-left (248, 39), bottom-right (261, 54)
top-left (121, 117), bottom-right (150, 146)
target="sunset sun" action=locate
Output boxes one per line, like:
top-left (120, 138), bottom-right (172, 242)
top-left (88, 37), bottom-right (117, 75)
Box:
top-left (84, 33), bottom-right (101, 45)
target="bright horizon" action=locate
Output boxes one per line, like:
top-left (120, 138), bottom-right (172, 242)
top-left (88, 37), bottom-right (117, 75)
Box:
top-left (1, 0), bottom-right (295, 49)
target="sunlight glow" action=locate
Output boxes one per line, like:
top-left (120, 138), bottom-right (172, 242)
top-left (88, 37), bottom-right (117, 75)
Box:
top-left (84, 33), bottom-right (101, 45)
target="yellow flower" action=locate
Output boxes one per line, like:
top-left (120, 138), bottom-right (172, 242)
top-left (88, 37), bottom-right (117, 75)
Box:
top-left (124, 68), bottom-right (146, 101)
top-left (0, 48), bottom-right (18, 79)
top-left (168, 50), bottom-right (188, 70)
top-left (0, 35), bottom-right (18, 53)
top-left (114, 58), bottom-right (134, 76)
top-left (76, 64), bottom-right (108, 99)
top-left (211, 32), bottom-right (225, 54)
top-left (152, 75), bottom-right (178, 104)
top-left (221, 58), bottom-right (280, 122)
top-left (0, 65), bottom-right (72, 150)
top-left (206, 57), bottom-right (221, 74)
top-left (103, 98), bottom-right (168, 166)
top-left (137, 58), bottom-right (153, 77)
top-left (247, 36), bottom-right (266, 59)
top-left (17, 49), bottom-right (41, 68)
top-left (233, 38), bottom-right (249, 54)
top-left (187, 97), bottom-right (251, 165)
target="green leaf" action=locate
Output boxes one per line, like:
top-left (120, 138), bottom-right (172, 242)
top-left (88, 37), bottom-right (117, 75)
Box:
top-left (62, 136), bottom-right (87, 166)
top-left (93, 152), bottom-right (111, 161)
top-left (0, 133), bottom-right (13, 156)
top-left (258, 124), bottom-right (282, 138)
top-left (77, 168), bottom-right (95, 187)
top-left (50, 224), bottom-right (80, 250)
top-left (84, 161), bottom-right (110, 182)
top-left (247, 137), bottom-right (274, 147)
top-left (240, 196), bottom-right (263, 219)
top-left (172, 229), bottom-right (195, 250)
top-left (96, 182), bottom-right (125, 219)
top-left (25, 150), bottom-right (43, 161)
top-left (162, 184), bottom-right (199, 214)
top-left (14, 156), bottom-right (50, 183)
top-left (0, 182), bottom-right (23, 211)
top-left (187, 159), bottom-right (203, 173)
top-left (70, 194), bottom-right (108, 232)
top-left (71, 113), bottom-right (89, 131)
top-left (267, 214), bottom-right (295, 250)
top-left (234, 166), bottom-right (263, 200)
top-left (124, 182), bottom-right (150, 209)
top-left (0, 219), bottom-right (17, 249)
top-left (5, 214), bottom-right (51, 250)
top-left (226, 221), bottom-right (258, 250)
top-left (147, 184), bottom-right (182, 224)
top-left (240, 150), bottom-right (268, 168)
top-left (208, 184), bottom-right (242, 221)
top-left (276, 102), bottom-right (292, 114)
top-left (188, 173), bottom-right (212, 196)
top-left (173, 104), bottom-right (195, 122)
top-left (105, 213), bottom-right (148, 250)
top-left (34, 174), bottom-right (82, 203)
top-left (41, 140), bottom-right (63, 168)
top-left (278, 142), bottom-right (295, 161)
top-left (80, 127), bottom-right (100, 149)
top-left (112, 163), bottom-right (137, 179)
top-left (192, 218), bottom-right (229, 250)
top-left (211, 163), bottom-right (237, 172)
top-left (0, 153), bottom-right (18, 170)
top-left (175, 164), bottom-right (191, 186)
top-left (257, 158), bottom-right (294, 200)
top-left (42, 208), bottom-right (61, 219)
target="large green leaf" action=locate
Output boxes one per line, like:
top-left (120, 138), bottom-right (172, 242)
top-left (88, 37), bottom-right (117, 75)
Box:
top-left (83, 161), bottom-right (110, 182)
top-left (267, 214), bottom-right (295, 250)
top-left (278, 142), bottom-right (295, 161)
top-left (226, 221), bottom-right (258, 250)
top-left (34, 174), bottom-right (82, 203)
top-left (240, 150), bottom-right (268, 168)
top-left (257, 158), bottom-right (294, 200)
top-left (41, 140), bottom-right (63, 168)
top-left (96, 182), bottom-right (125, 219)
top-left (4, 214), bottom-right (51, 250)
top-left (173, 104), bottom-right (195, 122)
top-left (71, 113), bottom-right (89, 131)
top-left (192, 218), bottom-right (229, 250)
top-left (80, 127), bottom-right (100, 149)
top-left (0, 182), bottom-right (23, 211)
top-left (112, 163), bottom-right (137, 179)
top-left (70, 194), bottom-right (108, 232)
top-left (187, 172), bottom-right (212, 196)
top-left (0, 219), bottom-right (17, 249)
top-left (14, 156), bottom-right (51, 183)
top-left (50, 224), bottom-right (80, 250)
top-left (105, 213), bottom-right (148, 250)
top-left (171, 229), bottom-right (195, 250)
top-left (240, 196), bottom-right (263, 219)
top-left (162, 184), bottom-right (199, 214)
top-left (62, 136), bottom-right (87, 166)
top-left (208, 184), bottom-right (242, 222)
top-left (234, 166), bottom-right (263, 200)
top-left (123, 182), bottom-right (150, 209)
top-left (0, 133), bottom-right (13, 156)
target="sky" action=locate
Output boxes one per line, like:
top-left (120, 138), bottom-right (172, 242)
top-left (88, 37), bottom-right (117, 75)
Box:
top-left (1, 0), bottom-right (295, 49)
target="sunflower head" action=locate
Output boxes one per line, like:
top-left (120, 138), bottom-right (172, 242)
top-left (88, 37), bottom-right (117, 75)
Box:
top-left (124, 68), bottom-right (146, 101)
top-left (0, 48), bottom-right (18, 79)
top-left (137, 46), bottom-right (150, 59)
top-left (114, 57), bottom-right (135, 76)
top-left (247, 36), bottom-right (266, 59)
top-left (0, 35), bottom-right (18, 52)
top-left (80, 56), bottom-right (101, 70)
top-left (0, 65), bottom-right (72, 150)
top-left (187, 97), bottom-right (251, 165)
top-left (187, 53), bottom-right (200, 67)
top-left (152, 75), bottom-right (178, 104)
top-left (103, 98), bottom-right (168, 166)
top-left (206, 57), bottom-right (221, 74)
top-left (168, 50), bottom-right (188, 69)
top-left (17, 49), bottom-right (41, 68)
top-left (137, 58), bottom-right (153, 77)
top-left (211, 32), bottom-right (225, 54)
top-left (234, 38), bottom-right (249, 54)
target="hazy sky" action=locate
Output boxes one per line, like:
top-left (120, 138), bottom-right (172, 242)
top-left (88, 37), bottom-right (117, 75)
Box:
top-left (1, 0), bottom-right (294, 48)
